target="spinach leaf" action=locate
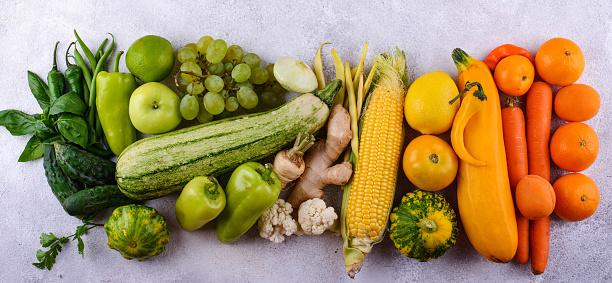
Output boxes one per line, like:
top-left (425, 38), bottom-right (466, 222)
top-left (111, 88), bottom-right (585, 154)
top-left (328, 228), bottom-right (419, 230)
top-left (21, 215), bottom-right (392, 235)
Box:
top-left (49, 92), bottom-right (86, 116)
top-left (55, 113), bottom-right (89, 148)
top-left (0, 109), bottom-right (37, 136)
top-left (18, 135), bottom-right (44, 162)
top-left (27, 71), bottom-right (51, 110)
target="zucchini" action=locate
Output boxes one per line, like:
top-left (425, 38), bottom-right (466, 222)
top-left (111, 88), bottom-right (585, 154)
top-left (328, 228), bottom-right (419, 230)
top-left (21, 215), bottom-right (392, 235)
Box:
top-left (117, 80), bottom-right (341, 200)
top-left (43, 144), bottom-right (83, 204)
top-left (62, 185), bottom-right (139, 216)
top-left (54, 142), bottom-right (116, 187)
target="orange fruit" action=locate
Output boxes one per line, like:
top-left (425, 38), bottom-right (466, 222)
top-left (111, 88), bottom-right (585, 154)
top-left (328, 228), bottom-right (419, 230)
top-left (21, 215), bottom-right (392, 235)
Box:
top-left (550, 122), bottom-right (599, 172)
top-left (535, 38), bottom-right (585, 86)
top-left (554, 84), bottom-right (600, 122)
top-left (553, 173), bottom-right (599, 221)
top-left (494, 55), bottom-right (535, 96)
top-left (515, 175), bottom-right (556, 220)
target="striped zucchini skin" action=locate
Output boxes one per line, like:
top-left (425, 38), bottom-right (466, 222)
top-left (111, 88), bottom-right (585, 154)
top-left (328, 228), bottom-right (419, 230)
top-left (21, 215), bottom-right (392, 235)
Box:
top-left (116, 92), bottom-right (332, 200)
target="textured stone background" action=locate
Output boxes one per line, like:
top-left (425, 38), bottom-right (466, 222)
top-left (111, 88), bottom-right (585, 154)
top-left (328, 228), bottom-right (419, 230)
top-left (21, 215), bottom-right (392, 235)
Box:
top-left (0, 1), bottom-right (610, 282)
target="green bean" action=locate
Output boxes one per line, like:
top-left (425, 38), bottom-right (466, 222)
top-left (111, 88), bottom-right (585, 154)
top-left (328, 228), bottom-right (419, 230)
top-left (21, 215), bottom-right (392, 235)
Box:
top-left (94, 38), bottom-right (108, 62)
top-left (73, 48), bottom-right (92, 90)
top-left (74, 30), bottom-right (98, 73)
top-left (87, 34), bottom-right (115, 136)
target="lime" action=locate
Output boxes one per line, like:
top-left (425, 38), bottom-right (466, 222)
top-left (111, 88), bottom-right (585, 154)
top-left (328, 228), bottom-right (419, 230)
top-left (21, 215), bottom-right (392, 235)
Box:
top-left (404, 71), bottom-right (459, 135)
top-left (126, 35), bottom-right (175, 83)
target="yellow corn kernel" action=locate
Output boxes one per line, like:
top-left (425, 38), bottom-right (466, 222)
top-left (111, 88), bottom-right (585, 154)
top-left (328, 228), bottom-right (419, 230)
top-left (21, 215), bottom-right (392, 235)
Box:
top-left (346, 87), bottom-right (404, 242)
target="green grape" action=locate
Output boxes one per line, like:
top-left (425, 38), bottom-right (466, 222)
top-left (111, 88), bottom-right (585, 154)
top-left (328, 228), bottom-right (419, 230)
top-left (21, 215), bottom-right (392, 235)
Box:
top-left (232, 63), bottom-right (251, 83)
top-left (187, 81), bottom-right (205, 95)
top-left (220, 89), bottom-right (230, 100)
top-left (203, 92), bottom-right (225, 115)
top-left (235, 81), bottom-right (254, 91)
top-left (223, 75), bottom-right (233, 85)
top-left (206, 39), bottom-right (228, 64)
top-left (196, 36), bottom-right (214, 54)
top-left (237, 87), bottom-right (258, 109)
top-left (180, 94), bottom-right (199, 120)
top-left (180, 62), bottom-right (202, 82)
top-left (196, 99), bottom-right (214, 124)
top-left (249, 67), bottom-right (269, 85)
top-left (225, 97), bottom-right (240, 112)
top-left (177, 47), bottom-right (198, 63)
top-left (265, 64), bottom-right (276, 82)
top-left (270, 81), bottom-right (287, 94)
top-left (224, 62), bottom-right (234, 72)
top-left (225, 45), bottom-right (244, 63)
top-left (261, 90), bottom-right (284, 108)
top-left (243, 53), bottom-right (261, 69)
top-left (204, 75), bottom-right (224, 93)
top-left (176, 75), bottom-right (189, 92)
top-left (184, 43), bottom-right (197, 51)
top-left (209, 62), bottom-right (225, 76)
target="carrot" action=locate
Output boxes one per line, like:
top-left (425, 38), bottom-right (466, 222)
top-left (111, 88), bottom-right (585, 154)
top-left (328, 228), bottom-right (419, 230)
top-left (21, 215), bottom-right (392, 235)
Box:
top-left (530, 216), bottom-right (550, 275)
top-left (526, 82), bottom-right (552, 181)
top-left (525, 81), bottom-right (553, 274)
top-left (501, 97), bottom-right (529, 264)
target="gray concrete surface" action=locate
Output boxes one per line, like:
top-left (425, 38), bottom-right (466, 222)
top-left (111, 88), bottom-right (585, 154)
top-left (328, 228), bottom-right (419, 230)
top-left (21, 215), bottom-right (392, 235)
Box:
top-left (0, 1), bottom-right (610, 282)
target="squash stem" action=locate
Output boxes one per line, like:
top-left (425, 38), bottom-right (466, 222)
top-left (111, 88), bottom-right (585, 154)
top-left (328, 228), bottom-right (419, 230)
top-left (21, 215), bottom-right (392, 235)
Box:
top-left (421, 219), bottom-right (438, 233)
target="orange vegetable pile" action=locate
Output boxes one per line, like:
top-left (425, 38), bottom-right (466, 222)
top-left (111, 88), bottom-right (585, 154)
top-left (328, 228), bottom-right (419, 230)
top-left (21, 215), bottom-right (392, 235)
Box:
top-left (488, 37), bottom-right (600, 275)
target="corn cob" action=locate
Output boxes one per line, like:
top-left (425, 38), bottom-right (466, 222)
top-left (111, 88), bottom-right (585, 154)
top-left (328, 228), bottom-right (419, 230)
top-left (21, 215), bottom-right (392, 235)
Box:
top-left (341, 48), bottom-right (408, 278)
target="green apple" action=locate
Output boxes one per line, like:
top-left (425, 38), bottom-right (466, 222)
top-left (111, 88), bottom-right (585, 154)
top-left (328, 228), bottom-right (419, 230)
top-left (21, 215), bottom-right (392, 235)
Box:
top-left (175, 177), bottom-right (226, 231)
top-left (129, 82), bottom-right (182, 134)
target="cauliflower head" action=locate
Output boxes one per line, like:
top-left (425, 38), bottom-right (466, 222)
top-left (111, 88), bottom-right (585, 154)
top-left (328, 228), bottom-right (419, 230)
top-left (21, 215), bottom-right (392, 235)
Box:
top-left (298, 198), bottom-right (338, 235)
top-left (257, 199), bottom-right (298, 243)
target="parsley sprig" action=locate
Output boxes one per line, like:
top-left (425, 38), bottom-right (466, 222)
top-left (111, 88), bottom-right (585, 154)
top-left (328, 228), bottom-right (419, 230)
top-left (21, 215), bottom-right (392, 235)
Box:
top-left (33, 216), bottom-right (103, 270)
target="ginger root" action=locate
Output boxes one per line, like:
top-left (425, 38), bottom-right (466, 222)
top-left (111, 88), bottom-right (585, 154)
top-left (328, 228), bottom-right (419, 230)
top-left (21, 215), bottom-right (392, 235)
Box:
top-left (287, 104), bottom-right (353, 208)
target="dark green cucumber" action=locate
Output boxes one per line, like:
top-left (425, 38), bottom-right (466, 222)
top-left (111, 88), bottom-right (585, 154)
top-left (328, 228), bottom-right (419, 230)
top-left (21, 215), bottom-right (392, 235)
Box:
top-left (62, 185), bottom-right (138, 216)
top-left (43, 145), bottom-right (83, 204)
top-left (54, 142), bottom-right (116, 186)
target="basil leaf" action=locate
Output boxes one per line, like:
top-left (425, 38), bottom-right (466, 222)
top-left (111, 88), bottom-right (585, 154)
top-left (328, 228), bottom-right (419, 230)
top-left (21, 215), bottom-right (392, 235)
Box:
top-left (18, 135), bottom-right (45, 162)
top-left (27, 71), bottom-right (51, 110)
top-left (55, 113), bottom-right (89, 148)
top-left (35, 120), bottom-right (57, 140)
top-left (39, 132), bottom-right (65, 145)
top-left (0, 109), bottom-right (37, 136)
top-left (49, 92), bottom-right (86, 116)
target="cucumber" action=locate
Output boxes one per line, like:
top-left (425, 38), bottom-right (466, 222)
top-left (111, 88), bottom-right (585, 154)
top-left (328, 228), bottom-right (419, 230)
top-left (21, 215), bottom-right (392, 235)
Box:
top-left (62, 185), bottom-right (138, 216)
top-left (117, 80), bottom-right (341, 200)
top-left (43, 144), bottom-right (83, 204)
top-left (54, 142), bottom-right (116, 187)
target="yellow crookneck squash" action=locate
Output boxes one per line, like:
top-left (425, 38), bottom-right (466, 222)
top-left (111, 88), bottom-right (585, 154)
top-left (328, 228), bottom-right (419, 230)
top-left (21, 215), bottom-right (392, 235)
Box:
top-left (451, 48), bottom-right (517, 263)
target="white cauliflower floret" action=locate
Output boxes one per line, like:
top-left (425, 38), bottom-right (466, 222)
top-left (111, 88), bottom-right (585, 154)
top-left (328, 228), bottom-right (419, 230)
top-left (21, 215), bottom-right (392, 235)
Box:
top-left (257, 199), bottom-right (298, 243)
top-left (298, 198), bottom-right (338, 235)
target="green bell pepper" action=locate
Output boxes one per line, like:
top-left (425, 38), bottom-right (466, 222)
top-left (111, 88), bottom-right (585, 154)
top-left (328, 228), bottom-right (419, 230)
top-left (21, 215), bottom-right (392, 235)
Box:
top-left (216, 162), bottom-right (282, 244)
top-left (95, 51), bottom-right (137, 156)
top-left (175, 176), bottom-right (226, 231)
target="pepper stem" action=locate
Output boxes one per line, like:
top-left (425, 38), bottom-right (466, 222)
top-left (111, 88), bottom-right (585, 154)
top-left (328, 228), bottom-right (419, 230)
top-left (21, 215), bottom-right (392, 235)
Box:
top-left (449, 81), bottom-right (487, 105)
top-left (204, 178), bottom-right (220, 200)
top-left (52, 41), bottom-right (60, 71)
top-left (113, 51), bottom-right (124, 73)
top-left (65, 42), bottom-right (76, 68)
top-left (261, 163), bottom-right (275, 185)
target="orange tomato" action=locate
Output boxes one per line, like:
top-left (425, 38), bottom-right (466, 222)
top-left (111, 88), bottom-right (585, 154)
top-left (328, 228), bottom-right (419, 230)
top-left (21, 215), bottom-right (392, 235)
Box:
top-left (494, 55), bottom-right (535, 96)
top-left (402, 135), bottom-right (458, 191)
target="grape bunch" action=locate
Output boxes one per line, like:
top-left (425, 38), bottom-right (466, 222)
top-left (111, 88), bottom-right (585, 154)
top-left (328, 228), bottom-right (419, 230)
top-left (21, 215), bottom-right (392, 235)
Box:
top-left (174, 36), bottom-right (287, 123)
